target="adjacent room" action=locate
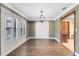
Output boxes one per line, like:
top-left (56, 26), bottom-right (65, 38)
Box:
top-left (60, 13), bottom-right (75, 53)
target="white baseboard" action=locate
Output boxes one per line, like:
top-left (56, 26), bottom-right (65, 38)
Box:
top-left (75, 52), bottom-right (79, 56)
top-left (28, 37), bottom-right (56, 39)
top-left (28, 37), bottom-right (60, 43)
top-left (48, 37), bottom-right (60, 43)
top-left (3, 38), bottom-right (30, 56)
top-left (55, 38), bottom-right (60, 43)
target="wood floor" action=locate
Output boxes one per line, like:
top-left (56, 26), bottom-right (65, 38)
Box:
top-left (62, 39), bottom-right (74, 52)
top-left (8, 39), bottom-right (74, 56)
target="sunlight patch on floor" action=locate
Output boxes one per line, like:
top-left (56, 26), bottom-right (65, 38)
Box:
top-left (62, 39), bottom-right (74, 52)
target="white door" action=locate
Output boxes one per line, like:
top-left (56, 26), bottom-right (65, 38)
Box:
top-left (35, 21), bottom-right (49, 38)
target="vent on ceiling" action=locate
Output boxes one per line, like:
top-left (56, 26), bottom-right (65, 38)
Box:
top-left (62, 7), bottom-right (67, 10)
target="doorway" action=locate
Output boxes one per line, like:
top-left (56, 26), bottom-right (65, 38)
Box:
top-left (60, 12), bottom-right (75, 53)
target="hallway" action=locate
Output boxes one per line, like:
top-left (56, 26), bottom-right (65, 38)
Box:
top-left (8, 39), bottom-right (73, 56)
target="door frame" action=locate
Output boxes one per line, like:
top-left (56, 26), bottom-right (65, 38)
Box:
top-left (60, 11), bottom-right (76, 55)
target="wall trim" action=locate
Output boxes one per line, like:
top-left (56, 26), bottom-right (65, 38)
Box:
top-left (3, 38), bottom-right (30, 56)
top-left (28, 37), bottom-right (60, 43)
top-left (55, 38), bottom-right (60, 43)
top-left (1, 3), bottom-right (29, 20)
top-left (75, 52), bottom-right (79, 56)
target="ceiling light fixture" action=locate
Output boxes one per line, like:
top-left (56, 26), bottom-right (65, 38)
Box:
top-left (39, 10), bottom-right (45, 23)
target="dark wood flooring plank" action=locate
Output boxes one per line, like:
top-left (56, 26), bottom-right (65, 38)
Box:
top-left (8, 39), bottom-right (73, 56)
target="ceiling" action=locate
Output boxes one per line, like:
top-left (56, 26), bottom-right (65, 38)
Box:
top-left (8, 3), bottom-right (74, 21)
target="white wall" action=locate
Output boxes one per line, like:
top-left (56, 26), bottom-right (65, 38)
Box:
top-left (55, 19), bottom-right (60, 42)
top-left (70, 19), bottom-right (74, 39)
top-left (35, 21), bottom-right (49, 39)
top-left (1, 6), bottom-right (27, 56)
